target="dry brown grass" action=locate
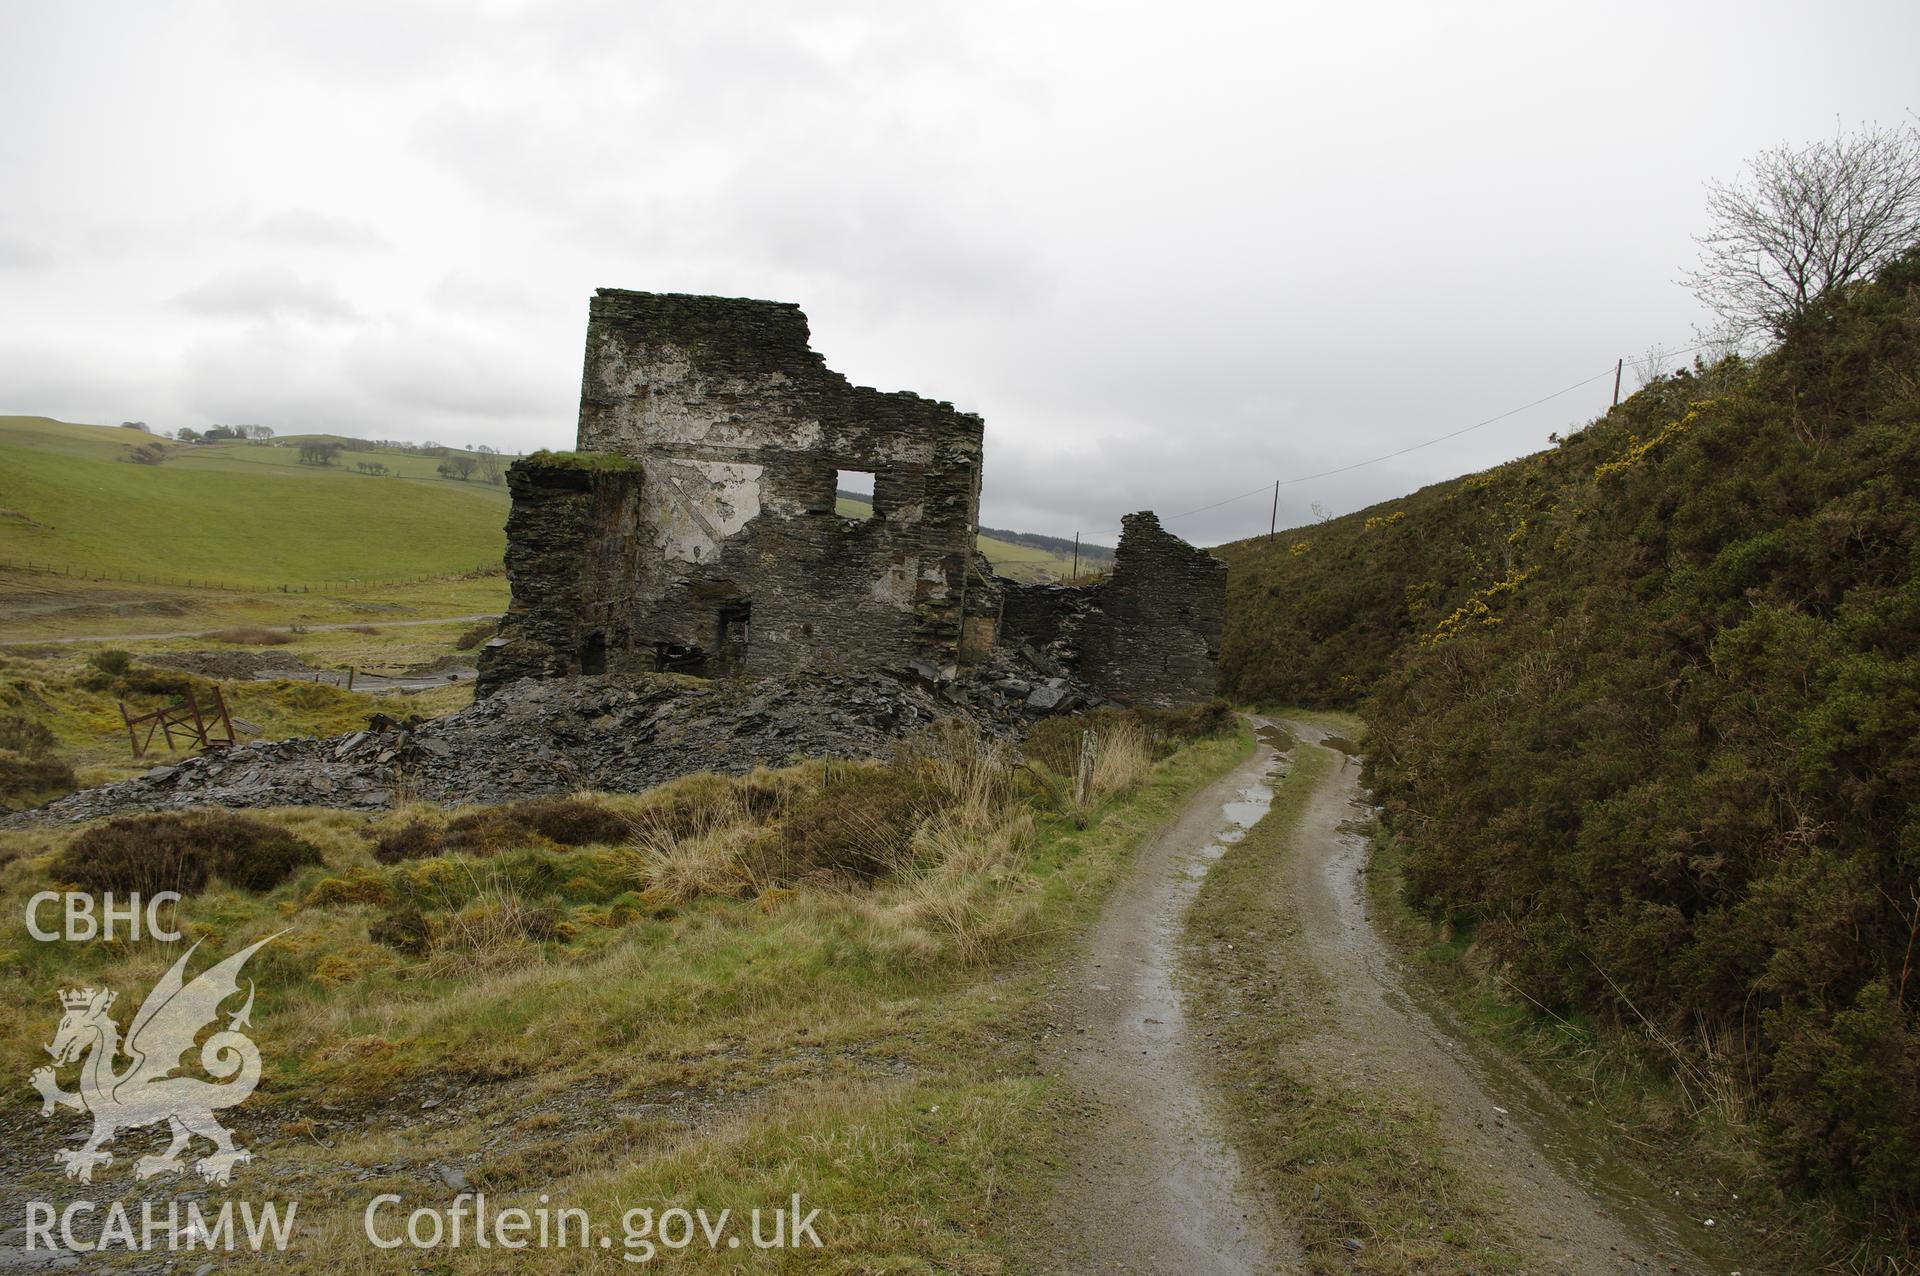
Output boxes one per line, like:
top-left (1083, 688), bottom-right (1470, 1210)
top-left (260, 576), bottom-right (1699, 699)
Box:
top-left (628, 822), bottom-right (774, 903)
top-left (1091, 715), bottom-right (1155, 798)
top-left (429, 877), bottom-right (559, 974)
top-left (873, 809), bottom-right (1040, 966)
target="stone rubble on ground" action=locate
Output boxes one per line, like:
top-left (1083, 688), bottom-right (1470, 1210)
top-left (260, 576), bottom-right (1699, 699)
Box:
top-left (8, 652), bottom-right (1108, 825)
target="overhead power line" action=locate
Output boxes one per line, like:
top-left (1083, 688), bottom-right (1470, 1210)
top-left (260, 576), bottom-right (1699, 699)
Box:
top-left (1087, 339), bottom-right (1723, 538)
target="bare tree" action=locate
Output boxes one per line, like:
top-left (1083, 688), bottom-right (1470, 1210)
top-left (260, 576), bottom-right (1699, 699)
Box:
top-left (475, 445), bottom-right (503, 485)
top-left (1685, 121), bottom-right (1920, 339)
top-left (1630, 342), bottom-right (1673, 388)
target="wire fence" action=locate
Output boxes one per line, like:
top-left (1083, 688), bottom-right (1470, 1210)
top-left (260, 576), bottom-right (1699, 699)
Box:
top-left (0, 558), bottom-right (503, 595)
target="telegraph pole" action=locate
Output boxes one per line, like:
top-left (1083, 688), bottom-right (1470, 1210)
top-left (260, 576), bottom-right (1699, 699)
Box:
top-left (1269, 480), bottom-right (1279, 540)
top-left (1071, 532), bottom-right (1079, 581)
top-left (1612, 357), bottom-right (1624, 408)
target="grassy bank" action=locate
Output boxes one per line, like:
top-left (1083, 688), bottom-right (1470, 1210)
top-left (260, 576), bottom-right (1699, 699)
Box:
top-left (1182, 720), bottom-right (1532, 1274)
top-left (1, 709), bottom-right (1251, 1270)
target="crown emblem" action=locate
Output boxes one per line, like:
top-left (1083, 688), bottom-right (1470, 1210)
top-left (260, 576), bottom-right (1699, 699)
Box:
top-left (60, 987), bottom-right (112, 1012)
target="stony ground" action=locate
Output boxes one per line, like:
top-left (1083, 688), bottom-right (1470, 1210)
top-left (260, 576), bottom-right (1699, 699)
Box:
top-left (6, 659), bottom-right (1096, 826)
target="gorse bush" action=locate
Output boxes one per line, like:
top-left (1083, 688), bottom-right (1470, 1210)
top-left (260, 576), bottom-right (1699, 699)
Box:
top-left (52, 811), bottom-right (324, 895)
top-left (1217, 247), bottom-right (1920, 1220)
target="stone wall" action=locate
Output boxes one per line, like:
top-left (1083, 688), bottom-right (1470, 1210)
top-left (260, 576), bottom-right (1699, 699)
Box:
top-left (476, 454), bottom-right (646, 694)
top-left (1076, 512), bottom-right (1227, 706)
top-left (569, 289), bottom-right (984, 679)
top-left (996, 512), bottom-right (1226, 706)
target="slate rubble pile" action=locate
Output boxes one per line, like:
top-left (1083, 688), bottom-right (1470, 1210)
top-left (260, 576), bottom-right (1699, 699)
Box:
top-left (10, 659), bottom-right (1103, 825)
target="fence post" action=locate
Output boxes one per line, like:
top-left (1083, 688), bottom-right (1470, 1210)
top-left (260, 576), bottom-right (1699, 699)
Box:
top-left (1075, 728), bottom-right (1098, 809)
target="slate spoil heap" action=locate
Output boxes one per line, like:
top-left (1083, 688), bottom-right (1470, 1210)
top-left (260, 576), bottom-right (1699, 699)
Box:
top-left (11, 659), bottom-right (1106, 825)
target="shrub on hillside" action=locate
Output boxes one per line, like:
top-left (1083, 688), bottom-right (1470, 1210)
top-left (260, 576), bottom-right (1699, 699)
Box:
top-left (85, 649), bottom-right (133, 678)
top-left (208, 628), bottom-right (294, 646)
top-left (1340, 249), bottom-right (1920, 1221)
top-left (369, 903), bottom-right (431, 956)
top-left (628, 770), bottom-right (804, 845)
top-left (0, 713), bottom-right (59, 760)
top-left (1141, 698), bottom-right (1237, 741)
top-left (52, 811), bottom-right (324, 895)
top-left (367, 819), bottom-right (443, 865)
top-left (1024, 703), bottom-right (1224, 782)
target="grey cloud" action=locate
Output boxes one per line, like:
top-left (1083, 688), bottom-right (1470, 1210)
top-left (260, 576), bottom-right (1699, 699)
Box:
top-left (248, 210), bottom-right (387, 250)
top-left (4, 0), bottom-right (1917, 545)
top-left (172, 269), bottom-right (360, 324)
top-left (342, 321), bottom-right (562, 424)
top-left (0, 234), bottom-right (46, 269)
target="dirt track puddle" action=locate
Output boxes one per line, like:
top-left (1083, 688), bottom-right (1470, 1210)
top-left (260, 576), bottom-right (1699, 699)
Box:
top-left (1043, 737), bottom-right (1297, 1274)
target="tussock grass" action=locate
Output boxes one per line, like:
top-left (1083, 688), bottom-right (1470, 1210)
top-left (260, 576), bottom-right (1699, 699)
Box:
top-left (1090, 713), bottom-right (1154, 797)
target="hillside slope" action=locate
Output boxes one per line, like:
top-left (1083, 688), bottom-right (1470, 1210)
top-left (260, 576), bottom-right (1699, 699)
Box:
top-left (0, 418), bottom-right (508, 587)
top-left (1216, 251), bottom-right (1920, 1230)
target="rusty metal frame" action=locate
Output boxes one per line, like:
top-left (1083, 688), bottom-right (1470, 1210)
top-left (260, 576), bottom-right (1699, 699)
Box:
top-left (119, 684), bottom-right (236, 759)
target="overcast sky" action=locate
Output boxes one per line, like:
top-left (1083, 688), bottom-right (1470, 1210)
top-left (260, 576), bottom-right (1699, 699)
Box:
top-left (2, 2), bottom-right (1914, 545)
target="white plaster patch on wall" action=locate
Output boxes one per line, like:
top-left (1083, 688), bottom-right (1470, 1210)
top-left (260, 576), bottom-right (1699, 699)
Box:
top-left (878, 439), bottom-right (935, 466)
top-left (871, 558), bottom-right (917, 609)
top-left (647, 458), bottom-right (765, 564)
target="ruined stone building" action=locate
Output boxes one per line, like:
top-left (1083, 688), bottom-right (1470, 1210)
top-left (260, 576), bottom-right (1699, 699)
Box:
top-left (477, 290), bottom-right (1226, 707)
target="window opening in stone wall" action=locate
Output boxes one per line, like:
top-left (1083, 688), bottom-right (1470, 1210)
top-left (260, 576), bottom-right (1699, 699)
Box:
top-left (835, 469), bottom-right (876, 520)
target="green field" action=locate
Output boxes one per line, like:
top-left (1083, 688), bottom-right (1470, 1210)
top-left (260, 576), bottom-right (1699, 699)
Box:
top-left (834, 493), bottom-right (1091, 582)
top-left (0, 417), bottom-right (509, 589)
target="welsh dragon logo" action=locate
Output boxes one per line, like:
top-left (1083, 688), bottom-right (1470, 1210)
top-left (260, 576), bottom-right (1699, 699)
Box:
top-left (30, 934), bottom-right (279, 1185)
